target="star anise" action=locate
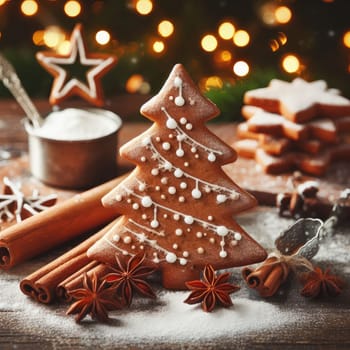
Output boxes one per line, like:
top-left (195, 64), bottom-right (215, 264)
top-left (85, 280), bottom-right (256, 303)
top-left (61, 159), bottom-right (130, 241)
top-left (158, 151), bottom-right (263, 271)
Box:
top-left (103, 253), bottom-right (157, 306)
top-left (300, 267), bottom-right (345, 298)
top-left (184, 264), bottom-right (240, 312)
top-left (66, 272), bottom-right (122, 323)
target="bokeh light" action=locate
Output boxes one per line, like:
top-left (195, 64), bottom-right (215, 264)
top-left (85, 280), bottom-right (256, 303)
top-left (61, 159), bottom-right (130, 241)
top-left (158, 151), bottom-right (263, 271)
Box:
top-left (233, 30), bottom-right (250, 47)
top-left (32, 30), bottom-right (44, 46)
top-left (218, 22), bottom-right (235, 40)
top-left (152, 40), bottom-right (165, 53)
top-left (64, 0), bottom-right (81, 17)
top-left (282, 54), bottom-right (300, 73)
top-left (275, 6), bottom-right (292, 24)
top-left (57, 40), bottom-right (71, 55)
top-left (21, 0), bottom-right (38, 16)
top-left (158, 20), bottom-right (174, 38)
top-left (135, 0), bottom-right (153, 15)
top-left (343, 30), bottom-right (350, 48)
top-left (126, 74), bottom-right (144, 93)
top-left (201, 34), bottom-right (218, 52)
top-left (233, 60), bottom-right (249, 77)
top-left (0, 0), bottom-right (7, 5)
top-left (205, 76), bottom-right (223, 90)
top-left (95, 30), bottom-right (111, 45)
top-left (43, 26), bottom-right (65, 49)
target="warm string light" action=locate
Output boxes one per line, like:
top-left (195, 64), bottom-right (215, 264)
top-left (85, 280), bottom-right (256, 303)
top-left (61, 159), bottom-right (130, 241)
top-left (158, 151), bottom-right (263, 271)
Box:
top-left (218, 22), bottom-right (235, 40)
top-left (158, 20), bottom-right (174, 38)
top-left (64, 0), bottom-right (81, 17)
top-left (274, 6), bottom-right (292, 24)
top-left (233, 61), bottom-right (249, 77)
top-left (282, 54), bottom-right (300, 73)
top-left (233, 30), bottom-right (250, 47)
top-left (43, 26), bottom-right (65, 49)
top-left (201, 34), bottom-right (218, 52)
top-left (21, 0), bottom-right (38, 16)
top-left (95, 30), bottom-right (111, 45)
top-left (135, 0), bottom-right (153, 15)
top-left (343, 31), bottom-right (350, 48)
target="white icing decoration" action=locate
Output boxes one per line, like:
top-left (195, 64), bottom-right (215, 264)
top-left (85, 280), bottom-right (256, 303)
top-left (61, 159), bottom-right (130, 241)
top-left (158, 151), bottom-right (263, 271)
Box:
top-left (217, 226), bottom-right (229, 236)
top-left (175, 96), bottom-right (185, 106)
top-left (180, 182), bottom-right (187, 189)
top-left (166, 252), bottom-right (177, 263)
top-left (112, 234), bottom-right (120, 242)
top-left (175, 228), bottom-right (183, 236)
top-left (184, 215), bottom-right (194, 225)
top-left (234, 232), bottom-right (242, 240)
top-left (185, 123), bottom-right (193, 130)
top-left (161, 177), bottom-right (168, 184)
top-left (220, 251), bottom-right (228, 258)
top-left (208, 215), bottom-right (213, 221)
top-left (151, 220), bottom-right (159, 228)
top-left (196, 232), bottom-right (203, 238)
top-left (173, 76), bottom-right (185, 106)
top-left (197, 247), bottom-right (205, 254)
top-left (140, 156), bottom-right (146, 162)
top-left (141, 196), bottom-right (153, 207)
top-left (166, 117), bottom-right (178, 129)
top-left (217, 194), bottom-right (227, 203)
top-left (208, 152), bottom-right (216, 162)
top-left (168, 186), bottom-right (177, 195)
top-left (115, 194), bottom-right (122, 201)
top-left (180, 117), bottom-right (187, 124)
top-left (174, 76), bottom-right (182, 87)
top-left (179, 258), bottom-right (187, 265)
top-left (164, 161), bottom-right (172, 170)
top-left (174, 168), bottom-right (183, 178)
top-left (132, 203), bottom-right (139, 210)
top-left (172, 243), bottom-right (178, 249)
top-left (138, 183), bottom-right (146, 191)
top-left (123, 236), bottom-right (132, 244)
top-left (151, 168), bottom-right (159, 176)
top-left (162, 142), bottom-right (171, 150)
top-left (142, 136), bottom-right (151, 146)
top-left (191, 188), bottom-right (202, 199)
top-left (183, 251), bottom-right (189, 257)
top-left (176, 148), bottom-right (184, 157)
top-left (178, 196), bottom-right (185, 202)
top-left (191, 147), bottom-right (197, 153)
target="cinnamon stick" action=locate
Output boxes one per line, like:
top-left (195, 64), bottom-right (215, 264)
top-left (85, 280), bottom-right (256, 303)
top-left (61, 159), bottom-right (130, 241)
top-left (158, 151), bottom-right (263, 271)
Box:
top-left (0, 174), bottom-right (126, 269)
top-left (242, 256), bottom-right (290, 297)
top-left (57, 261), bottom-right (110, 303)
top-left (20, 219), bottom-right (119, 304)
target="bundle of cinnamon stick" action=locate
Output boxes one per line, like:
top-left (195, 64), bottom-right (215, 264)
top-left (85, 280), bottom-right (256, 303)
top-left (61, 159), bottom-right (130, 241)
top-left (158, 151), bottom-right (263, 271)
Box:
top-left (0, 174), bottom-right (127, 304)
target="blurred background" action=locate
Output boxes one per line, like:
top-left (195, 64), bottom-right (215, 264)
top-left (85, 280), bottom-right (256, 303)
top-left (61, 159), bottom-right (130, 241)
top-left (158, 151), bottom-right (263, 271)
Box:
top-left (0, 0), bottom-right (349, 121)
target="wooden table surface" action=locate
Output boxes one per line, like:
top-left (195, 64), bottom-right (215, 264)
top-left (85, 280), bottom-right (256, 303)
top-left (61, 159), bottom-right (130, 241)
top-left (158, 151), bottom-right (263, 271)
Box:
top-left (0, 98), bottom-right (349, 350)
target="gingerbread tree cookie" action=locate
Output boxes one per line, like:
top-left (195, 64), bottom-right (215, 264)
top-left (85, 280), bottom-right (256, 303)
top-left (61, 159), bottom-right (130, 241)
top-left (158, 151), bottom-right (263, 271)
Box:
top-left (87, 64), bottom-right (267, 289)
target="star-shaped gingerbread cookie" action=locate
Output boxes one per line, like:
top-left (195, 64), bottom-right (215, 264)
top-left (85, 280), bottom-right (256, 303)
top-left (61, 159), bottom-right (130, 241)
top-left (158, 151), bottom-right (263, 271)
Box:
top-left (36, 23), bottom-right (117, 107)
top-left (244, 78), bottom-right (350, 123)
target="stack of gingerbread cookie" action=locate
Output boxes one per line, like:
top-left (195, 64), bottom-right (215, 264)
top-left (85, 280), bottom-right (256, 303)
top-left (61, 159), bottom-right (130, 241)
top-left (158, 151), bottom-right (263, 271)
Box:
top-left (233, 78), bottom-right (350, 175)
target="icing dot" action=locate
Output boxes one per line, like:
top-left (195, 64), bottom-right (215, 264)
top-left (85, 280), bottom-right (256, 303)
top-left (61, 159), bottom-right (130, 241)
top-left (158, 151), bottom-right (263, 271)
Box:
top-left (168, 186), bottom-right (177, 195)
top-left (195, 154), bottom-right (199, 159)
top-left (217, 226), bottom-right (229, 236)
top-left (155, 186), bottom-right (160, 191)
top-left (169, 134), bottom-right (174, 139)
top-left (142, 214), bottom-right (147, 220)
top-left (174, 76), bottom-right (182, 87)
top-left (175, 96), bottom-right (185, 106)
top-left (231, 240), bottom-right (238, 246)
top-left (163, 213), bottom-right (168, 219)
top-left (209, 237), bottom-right (215, 244)
top-left (183, 251), bottom-right (189, 257)
top-left (220, 251), bottom-right (228, 258)
top-left (184, 215), bottom-right (194, 225)
top-left (132, 203), bottom-right (139, 210)
top-left (140, 245), bottom-right (144, 250)
top-left (162, 142), bottom-right (171, 150)
top-left (180, 117), bottom-right (187, 124)
top-left (166, 252), bottom-right (177, 263)
top-left (156, 137), bottom-right (161, 142)
top-left (169, 96), bottom-right (174, 101)
top-left (191, 188), bottom-right (202, 199)
top-left (131, 245), bottom-right (136, 250)
top-left (177, 134), bottom-right (186, 141)
top-left (179, 258), bottom-right (187, 265)
top-left (112, 234), bottom-right (120, 242)
top-left (174, 168), bottom-right (183, 178)
top-left (141, 196), bottom-right (153, 207)
top-left (151, 168), bottom-right (159, 176)
top-left (161, 194), bottom-right (166, 200)
top-left (151, 220), bottom-right (159, 228)
top-left (208, 215), bottom-right (213, 221)
top-left (185, 123), bottom-right (193, 130)
top-left (127, 199), bottom-right (132, 204)
top-left (197, 247), bottom-right (205, 254)
top-left (220, 240), bottom-right (225, 247)
top-left (164, 162), bottom-right (172, 170)
top-left (166, 118), bottom-right (178, 129)
top-left (178, 196), bottom-right (185, 202)
top-left (208, 152), bottom-right (216, 162)
top-left (115, 194), bottom-right (122, 202)
top-left (161, 177), bottom-right (168, 184)
top-left (196, 232), bottom-right (203, 238)
top-left (140, 156), bottom-right (146, 162)
top-left (184, 162), bottom-right (189, 167)
top-left (175, 228), bottom-right (183, 236)
top-left (173, 214), bottom-right (180, 221)
top-left (172, 243), bottom-right (178, 249)
top-left (180, 182), bottom-right (187, 189)
top-left (138, 183), bottom-right (146, 191)
top-left (123, 236), bottom-right (132, 244)
top-left (176, 149), bottom-right (185, 157)
top-left (234, 232), bottom-right (242, 241)
top-left (217, 194), bottom-right (227, 203)
top-left (230, 192), bottom-right (240, 200)
top-left (191, 147), bottom-right (197, 153)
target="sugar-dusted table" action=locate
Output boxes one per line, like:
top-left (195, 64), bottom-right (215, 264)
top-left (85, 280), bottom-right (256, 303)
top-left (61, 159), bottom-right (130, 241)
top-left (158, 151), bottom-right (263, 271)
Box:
top-left (0, 98), bottom-right (349, 350)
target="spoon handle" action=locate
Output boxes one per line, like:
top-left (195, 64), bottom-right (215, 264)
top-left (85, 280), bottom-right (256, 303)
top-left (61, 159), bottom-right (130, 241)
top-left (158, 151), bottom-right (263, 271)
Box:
top-left (0, 54), bottom-right (44, 128)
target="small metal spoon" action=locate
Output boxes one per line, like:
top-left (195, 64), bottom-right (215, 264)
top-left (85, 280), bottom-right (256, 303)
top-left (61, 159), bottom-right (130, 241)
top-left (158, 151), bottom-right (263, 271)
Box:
top-left (0, 53), bottom-right (44, 128)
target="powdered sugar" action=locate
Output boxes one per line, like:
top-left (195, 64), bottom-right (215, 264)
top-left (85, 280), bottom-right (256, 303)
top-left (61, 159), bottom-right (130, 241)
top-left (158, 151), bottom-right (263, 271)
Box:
top-left (33, 108), bottom-right (119, 141)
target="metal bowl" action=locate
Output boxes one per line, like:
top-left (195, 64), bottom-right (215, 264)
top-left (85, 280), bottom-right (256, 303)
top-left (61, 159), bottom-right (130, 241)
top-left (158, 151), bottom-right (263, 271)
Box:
top-left (25, 108), bottom-right (122, 189)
